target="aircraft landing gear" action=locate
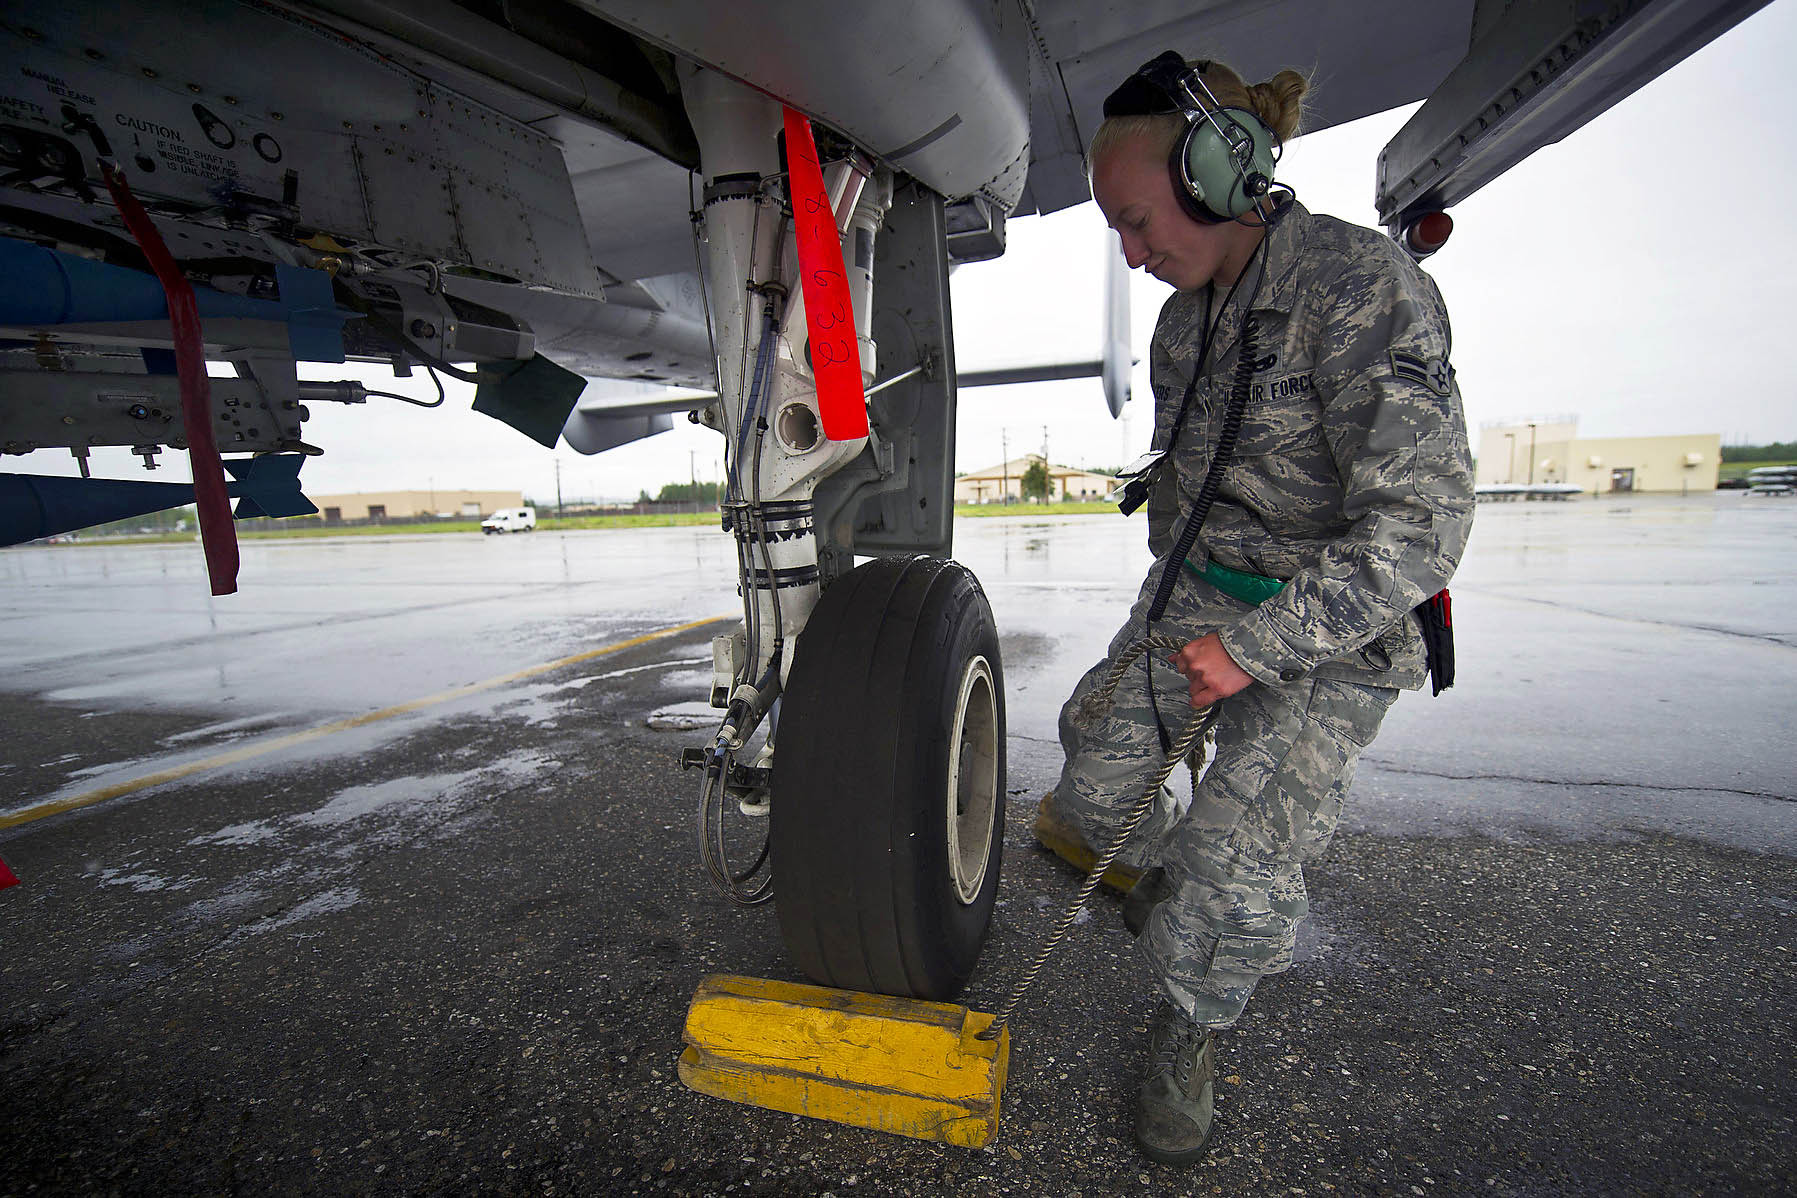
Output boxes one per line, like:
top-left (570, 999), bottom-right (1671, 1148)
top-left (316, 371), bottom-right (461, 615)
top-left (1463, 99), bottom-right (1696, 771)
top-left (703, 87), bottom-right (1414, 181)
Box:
top-left (681, 68), bottom-right (1002, 1000)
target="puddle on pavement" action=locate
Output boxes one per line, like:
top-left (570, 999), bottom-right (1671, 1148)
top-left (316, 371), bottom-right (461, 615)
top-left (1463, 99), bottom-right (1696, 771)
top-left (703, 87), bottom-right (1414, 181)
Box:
top-left (225, 886), bottom-right (364, 943)
top-left (162, 713), bottom-right (292, 746)
top-left (189, 820), bottom-right (281, 847)
top-left (94, 865), bottom-right (199, 893)
top-left (292, 772), bottom-right (475, 827)
top-left (491, 654), bottom-right (716, 727)
top-left (646, 701), bottom-right (718, 730)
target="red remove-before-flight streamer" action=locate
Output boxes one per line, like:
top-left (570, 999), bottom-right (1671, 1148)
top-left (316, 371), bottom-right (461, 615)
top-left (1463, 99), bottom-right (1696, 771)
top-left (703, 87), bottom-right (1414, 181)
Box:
top-left (782, 107), bottom-right (868, 442)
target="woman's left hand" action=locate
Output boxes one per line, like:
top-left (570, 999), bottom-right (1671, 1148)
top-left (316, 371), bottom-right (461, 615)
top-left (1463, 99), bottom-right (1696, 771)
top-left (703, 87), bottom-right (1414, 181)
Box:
top-left (1170, 633), bottom-right (1255, 708)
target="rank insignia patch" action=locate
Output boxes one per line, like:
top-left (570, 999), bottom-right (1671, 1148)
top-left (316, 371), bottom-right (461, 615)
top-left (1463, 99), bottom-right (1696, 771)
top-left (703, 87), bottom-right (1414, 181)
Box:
top-left (1390, 349), bottom-right (1454, 396)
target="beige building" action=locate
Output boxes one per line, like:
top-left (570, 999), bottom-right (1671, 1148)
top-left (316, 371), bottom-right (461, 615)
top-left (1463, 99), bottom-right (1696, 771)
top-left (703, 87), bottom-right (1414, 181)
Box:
top-left (1475, 419), bottom-right (1720, 494)
top-left (306, 490), bottom-right (525, 522)
top-left (954, 455), bottom-right (1118, 504)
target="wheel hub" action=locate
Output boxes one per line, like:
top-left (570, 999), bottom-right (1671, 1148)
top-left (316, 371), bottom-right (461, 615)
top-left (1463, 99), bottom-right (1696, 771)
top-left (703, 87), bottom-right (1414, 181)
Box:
top-left (945, 654), bottom-right (998, 904)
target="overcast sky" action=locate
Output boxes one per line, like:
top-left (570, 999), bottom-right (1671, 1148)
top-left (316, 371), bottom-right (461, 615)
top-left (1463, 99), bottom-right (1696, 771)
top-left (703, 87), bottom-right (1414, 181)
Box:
top-left (17, 1), bottom-right (1796, 505)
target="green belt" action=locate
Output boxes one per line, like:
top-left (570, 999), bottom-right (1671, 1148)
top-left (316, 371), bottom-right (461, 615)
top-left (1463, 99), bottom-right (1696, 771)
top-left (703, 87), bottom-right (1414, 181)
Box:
top-left (1183, 556), bottom-right (1287, 606)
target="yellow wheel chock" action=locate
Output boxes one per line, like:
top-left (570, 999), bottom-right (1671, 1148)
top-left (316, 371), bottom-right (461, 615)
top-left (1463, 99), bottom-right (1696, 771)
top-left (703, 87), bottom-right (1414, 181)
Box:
top-left (677, 974), bottom-right (1009, 1149)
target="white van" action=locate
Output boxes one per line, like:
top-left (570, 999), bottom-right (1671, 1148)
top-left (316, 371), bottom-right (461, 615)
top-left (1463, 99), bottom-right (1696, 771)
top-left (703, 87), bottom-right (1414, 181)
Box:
top-left (481, 507), bottom-right (538, 534)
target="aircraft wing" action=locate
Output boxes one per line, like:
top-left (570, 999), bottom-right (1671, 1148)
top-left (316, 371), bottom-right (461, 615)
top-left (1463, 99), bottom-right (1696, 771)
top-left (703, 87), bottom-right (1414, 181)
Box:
top-left (1009, 0), bottom-right (1772, 233)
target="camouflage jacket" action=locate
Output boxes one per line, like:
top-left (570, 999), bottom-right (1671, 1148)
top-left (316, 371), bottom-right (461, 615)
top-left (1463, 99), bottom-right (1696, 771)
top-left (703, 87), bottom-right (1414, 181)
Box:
top-left (1146, 200), bottom-right (1475, 690)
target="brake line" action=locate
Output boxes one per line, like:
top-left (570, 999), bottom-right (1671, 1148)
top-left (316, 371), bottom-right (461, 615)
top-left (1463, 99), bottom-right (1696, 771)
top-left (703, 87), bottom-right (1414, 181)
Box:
top-left (695, 185), bottom-right (788, 906)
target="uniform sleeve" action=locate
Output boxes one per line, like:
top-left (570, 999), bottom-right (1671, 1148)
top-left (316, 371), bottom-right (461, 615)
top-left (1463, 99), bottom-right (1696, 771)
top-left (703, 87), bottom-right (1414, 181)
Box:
top-left (1216, 257), bottom-right (1475, 686)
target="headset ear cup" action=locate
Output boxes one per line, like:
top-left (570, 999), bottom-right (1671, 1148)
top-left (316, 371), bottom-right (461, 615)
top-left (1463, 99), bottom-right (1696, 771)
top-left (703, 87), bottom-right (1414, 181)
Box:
top-left (1180, 109), bottom-right (1277, 221)
top-left (1167, 124), bottom-right (1221, 224)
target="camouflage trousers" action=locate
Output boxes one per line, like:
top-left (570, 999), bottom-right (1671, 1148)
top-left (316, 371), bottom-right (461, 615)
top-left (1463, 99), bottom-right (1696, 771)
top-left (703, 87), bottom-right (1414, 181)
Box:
top-left (1052, 564), bottom-right (1397, 1028)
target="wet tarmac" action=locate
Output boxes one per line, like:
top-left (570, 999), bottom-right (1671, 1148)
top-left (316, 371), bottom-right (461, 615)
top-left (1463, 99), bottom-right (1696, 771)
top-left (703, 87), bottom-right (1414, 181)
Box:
top-left (2, 494), bottom-right (1794, 1195)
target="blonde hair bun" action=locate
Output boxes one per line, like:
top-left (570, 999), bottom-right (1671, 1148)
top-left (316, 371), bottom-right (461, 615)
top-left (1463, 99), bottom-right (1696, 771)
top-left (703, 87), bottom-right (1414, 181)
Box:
top-left (1240, 68), bottom-right (1310, 143)
top-left (1196, 60), bottom-right (1310, 144)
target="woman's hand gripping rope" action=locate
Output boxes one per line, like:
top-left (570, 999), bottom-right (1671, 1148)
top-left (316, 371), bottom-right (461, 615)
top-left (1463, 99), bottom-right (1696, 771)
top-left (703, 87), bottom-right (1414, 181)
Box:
top-left (1169, 632), bottom-right (1254, 709)
top-left (977, 636), bottom-right (1219, 1041)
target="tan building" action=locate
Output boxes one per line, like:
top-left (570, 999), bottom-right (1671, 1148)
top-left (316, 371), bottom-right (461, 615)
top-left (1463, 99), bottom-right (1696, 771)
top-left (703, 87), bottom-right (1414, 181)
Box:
top-left (1475, 419), bottom-right (1720, 494)
top-left (954, 455), bottom-right (1117, 504)
top-left (306, 490), bottom-right (525, 522)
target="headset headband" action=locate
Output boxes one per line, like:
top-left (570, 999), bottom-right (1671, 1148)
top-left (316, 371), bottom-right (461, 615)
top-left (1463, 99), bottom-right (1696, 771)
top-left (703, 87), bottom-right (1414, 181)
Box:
top-left (1102, 51), bottom-right (1217, 120)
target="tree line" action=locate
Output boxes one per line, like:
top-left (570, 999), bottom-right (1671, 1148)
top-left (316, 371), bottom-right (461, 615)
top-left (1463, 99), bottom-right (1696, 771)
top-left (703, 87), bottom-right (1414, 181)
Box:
top-left (642, 481), bottom-right (721, 504)
top-left (1721, 442), bottom-right (1797, 463)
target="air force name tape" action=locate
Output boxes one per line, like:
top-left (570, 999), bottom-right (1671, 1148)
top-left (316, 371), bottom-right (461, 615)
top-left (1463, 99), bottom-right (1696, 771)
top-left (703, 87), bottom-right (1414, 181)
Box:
top-left (1390, 348), bottom-right (1454, 396)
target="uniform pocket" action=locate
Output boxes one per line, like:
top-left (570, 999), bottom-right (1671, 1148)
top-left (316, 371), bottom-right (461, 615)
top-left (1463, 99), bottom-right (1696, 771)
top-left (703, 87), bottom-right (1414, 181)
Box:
top-left (1210, 928), bottom-right (1295, 976)
top-left (1235, 389), bottom-right (1322, 459)
top-left (1306, 677), bottom-right (1398, 747)
top-left (1411, 425), bottom-right (1474, 506)
top-left (1242, 679), bottom-right (1397, 863)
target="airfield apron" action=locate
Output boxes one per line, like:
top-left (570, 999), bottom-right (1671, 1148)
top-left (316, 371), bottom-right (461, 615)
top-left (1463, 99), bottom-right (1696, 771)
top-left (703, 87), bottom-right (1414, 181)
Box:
top-left (1052, 201), bottom-right (1476, 1027)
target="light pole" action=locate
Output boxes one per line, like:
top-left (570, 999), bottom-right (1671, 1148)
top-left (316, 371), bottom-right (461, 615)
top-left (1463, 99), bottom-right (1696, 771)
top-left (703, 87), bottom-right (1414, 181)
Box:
top-left (1000, 429), bottom-right (1009, 504)
top-left (1526, 422), bottom-right (1538, 485)
top-left (554, 457), bottom-right (563, 518)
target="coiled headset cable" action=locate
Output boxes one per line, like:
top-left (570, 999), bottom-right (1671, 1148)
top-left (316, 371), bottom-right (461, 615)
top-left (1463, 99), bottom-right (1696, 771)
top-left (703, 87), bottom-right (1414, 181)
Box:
top-left (1142, 228), bottom-right (1274, 750)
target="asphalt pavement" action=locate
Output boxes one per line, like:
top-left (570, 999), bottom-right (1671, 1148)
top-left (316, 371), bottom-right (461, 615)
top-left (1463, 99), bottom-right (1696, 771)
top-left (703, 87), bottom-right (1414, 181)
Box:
top-left (2, 494), bottom-right (1793, 1196)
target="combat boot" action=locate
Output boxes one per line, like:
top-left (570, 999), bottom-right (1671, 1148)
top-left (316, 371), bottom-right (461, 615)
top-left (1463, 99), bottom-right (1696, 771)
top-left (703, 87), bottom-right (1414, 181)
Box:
top-left (1136, 999), bottom-right (1216, 1165)
top-left (1032, 794), bottom-right (1140, 893)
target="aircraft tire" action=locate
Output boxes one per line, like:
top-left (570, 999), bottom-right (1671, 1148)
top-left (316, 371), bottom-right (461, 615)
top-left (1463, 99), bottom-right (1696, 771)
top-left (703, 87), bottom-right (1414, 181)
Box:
top-left (771, 555), bottom-right (1005, 1001)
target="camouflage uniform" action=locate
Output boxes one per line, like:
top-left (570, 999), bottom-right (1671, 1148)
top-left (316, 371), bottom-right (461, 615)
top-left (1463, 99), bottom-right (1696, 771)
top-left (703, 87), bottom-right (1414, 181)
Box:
top-left (1052, 201), bottom-right (1475, 1026)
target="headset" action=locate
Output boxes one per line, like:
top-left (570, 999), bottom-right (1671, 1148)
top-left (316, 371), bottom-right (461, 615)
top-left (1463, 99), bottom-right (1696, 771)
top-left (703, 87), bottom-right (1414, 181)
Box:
top-left (1101, 50), bottom-right (1283, 225)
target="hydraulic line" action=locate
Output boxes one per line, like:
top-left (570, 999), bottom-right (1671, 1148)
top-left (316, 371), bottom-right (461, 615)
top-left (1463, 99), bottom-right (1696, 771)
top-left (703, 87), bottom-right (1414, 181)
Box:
top-left (696, 657), bottom-right (780, 905)
top-left (687, 173), bottom-right (723, 401)
top-left (698, 763), bottom-right (774, 905)
top-left (702, 320), bottom-right (785, 904)
top-left (697, 181), bottom-right (792, 906)
top-left (722, 300), bottom-right (780, 692)
top-left (748, 415), bottom-right (785, 663)
top-left (743, 185), bottom-right (792, 676)
top-left (733, 301), bottom-right (780, 492)
top-left (730, 515), bottom-right (762, 680)
top-left (354, 305), bottom-right (485, 384)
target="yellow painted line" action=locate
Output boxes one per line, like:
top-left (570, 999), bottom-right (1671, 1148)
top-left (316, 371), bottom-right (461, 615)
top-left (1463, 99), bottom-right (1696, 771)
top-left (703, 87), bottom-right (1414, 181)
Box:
top-left (1, 614), bottom-right (731, 832)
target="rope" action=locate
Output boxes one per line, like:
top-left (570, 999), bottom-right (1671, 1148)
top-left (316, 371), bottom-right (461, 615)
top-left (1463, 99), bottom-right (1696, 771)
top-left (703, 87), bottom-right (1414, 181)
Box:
top-left (977, 636), bottom-right (1213, 1040)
